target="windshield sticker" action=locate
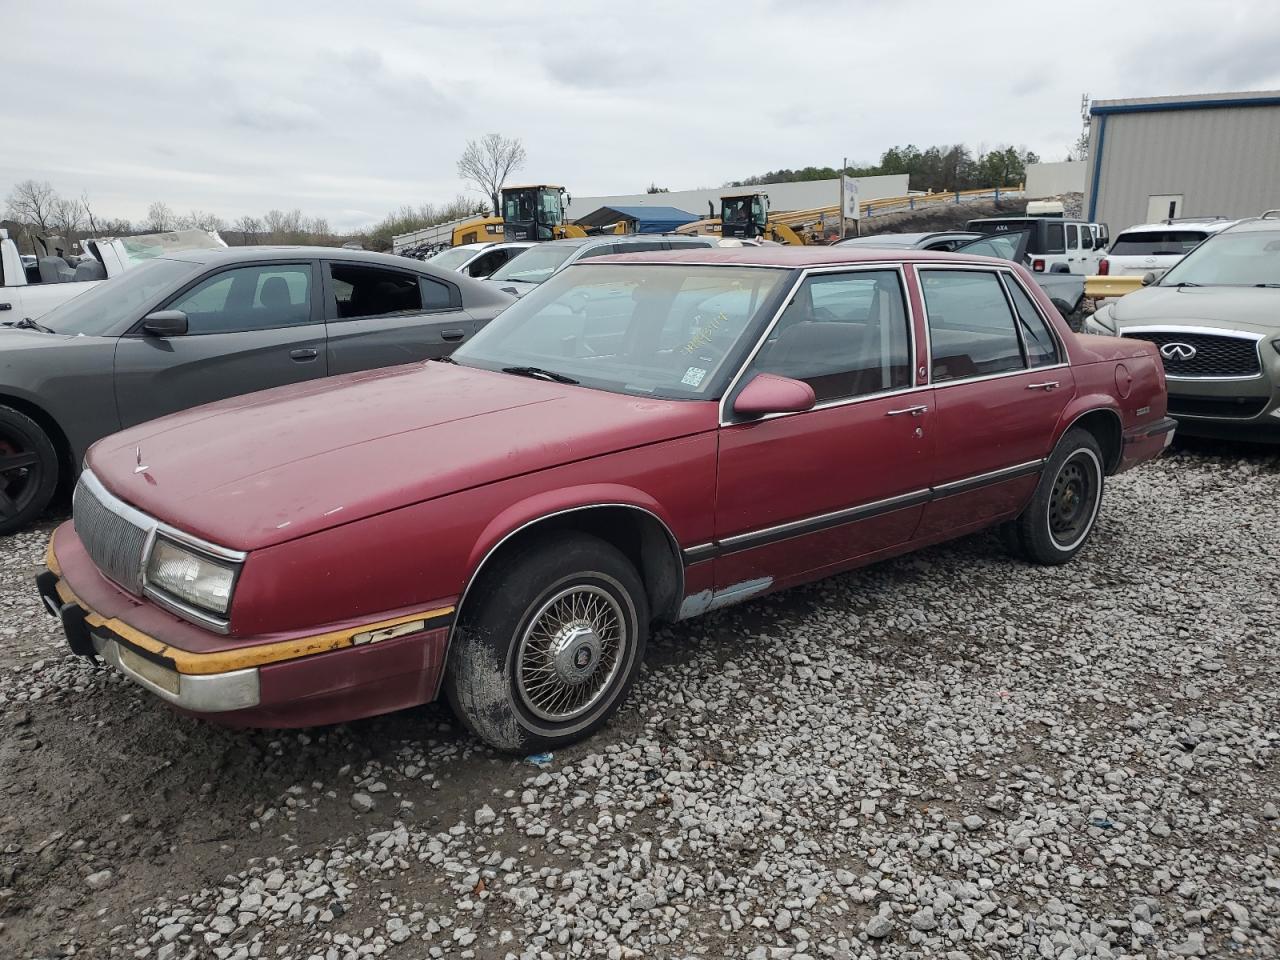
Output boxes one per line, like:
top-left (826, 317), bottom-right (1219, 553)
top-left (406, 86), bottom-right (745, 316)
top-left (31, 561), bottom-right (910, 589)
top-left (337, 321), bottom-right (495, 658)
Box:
top-left (682, 311), bottom-right (728, 354)
top-left (681, 367), bottom-right (708, 387)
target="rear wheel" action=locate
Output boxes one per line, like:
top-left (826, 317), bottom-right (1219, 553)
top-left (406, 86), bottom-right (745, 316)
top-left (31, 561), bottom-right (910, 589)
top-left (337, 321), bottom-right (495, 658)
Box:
top-left (445, 533), bottom-right (649, 752)
top-left (1005, 428), bottom-right (1104, 565)
top-left (0, 405), bottom-right (58, 536)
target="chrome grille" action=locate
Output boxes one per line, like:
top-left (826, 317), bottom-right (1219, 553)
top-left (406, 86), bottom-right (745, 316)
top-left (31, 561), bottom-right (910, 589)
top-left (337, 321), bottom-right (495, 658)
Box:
top-left (1122, 330), bottom-right (1261, 378)
top-left (72, 478), bottom-right (149, 594)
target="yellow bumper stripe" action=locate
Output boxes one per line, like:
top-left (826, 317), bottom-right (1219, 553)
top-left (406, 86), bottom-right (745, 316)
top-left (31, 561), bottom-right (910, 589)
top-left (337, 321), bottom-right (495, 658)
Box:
top-left (52, 576), bottom-right (452, 676)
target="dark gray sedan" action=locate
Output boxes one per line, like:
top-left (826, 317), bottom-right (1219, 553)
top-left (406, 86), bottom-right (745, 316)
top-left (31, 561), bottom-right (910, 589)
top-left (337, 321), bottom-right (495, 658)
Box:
top-left (0, 246), bottom-right (514, 533)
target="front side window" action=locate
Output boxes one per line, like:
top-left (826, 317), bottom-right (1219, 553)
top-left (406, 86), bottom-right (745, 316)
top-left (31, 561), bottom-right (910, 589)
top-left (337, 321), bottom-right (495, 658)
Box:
top-left (170, 263), bottom-right (312, 334)
top-left (1066, 224), bottom-right (1079, 250)
top-left (1004, 279), bottom-right (1060, 367)
top-left (748, 270), bottom-right (912, 403)
top-left (454, 263), bottom-right (788, 399)
top-left (329, 264), bottom-right (424, 319)
top-left (920, 270), bottom-right (1024, 382)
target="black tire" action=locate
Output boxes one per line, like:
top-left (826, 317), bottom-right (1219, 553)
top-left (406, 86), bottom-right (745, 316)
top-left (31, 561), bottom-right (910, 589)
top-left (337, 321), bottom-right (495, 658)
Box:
top-left (1006, 428), bottom-right (1105, 565)
top-left (444, 532), bottom-right (649, 753)
top-left (0, 405), bottom-right (59, 536)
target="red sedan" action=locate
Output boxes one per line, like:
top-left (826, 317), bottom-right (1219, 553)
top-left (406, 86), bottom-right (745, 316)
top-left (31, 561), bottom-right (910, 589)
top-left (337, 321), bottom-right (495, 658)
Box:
top-left (38, 248), bottom-right (1175, 751)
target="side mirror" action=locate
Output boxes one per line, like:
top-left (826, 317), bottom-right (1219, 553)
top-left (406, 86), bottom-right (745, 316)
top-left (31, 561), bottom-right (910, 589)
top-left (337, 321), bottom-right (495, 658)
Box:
top-left (732, 373), bottom-right (816, 418)
top-left (1096, 237), bottom-right (1108, 250)
top-left (1141, 272), bottom-right (1157, 287)
top-left (141, 310), bottom-right (188, 337)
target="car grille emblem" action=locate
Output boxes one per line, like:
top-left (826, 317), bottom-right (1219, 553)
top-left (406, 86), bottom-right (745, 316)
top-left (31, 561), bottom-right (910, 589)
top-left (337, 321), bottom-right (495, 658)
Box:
top-left (1160, 342), bottom-right (1197, 361)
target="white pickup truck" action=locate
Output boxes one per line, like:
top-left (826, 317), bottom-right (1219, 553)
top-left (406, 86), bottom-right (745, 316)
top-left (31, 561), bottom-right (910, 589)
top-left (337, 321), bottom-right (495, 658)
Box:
top-left (0, 228), bottom-right (226, 322)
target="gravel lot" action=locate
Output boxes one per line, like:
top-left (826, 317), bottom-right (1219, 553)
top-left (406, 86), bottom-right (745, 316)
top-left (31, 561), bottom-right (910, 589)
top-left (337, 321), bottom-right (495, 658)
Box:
top-left (1, 441), bottom-right (1277, 960)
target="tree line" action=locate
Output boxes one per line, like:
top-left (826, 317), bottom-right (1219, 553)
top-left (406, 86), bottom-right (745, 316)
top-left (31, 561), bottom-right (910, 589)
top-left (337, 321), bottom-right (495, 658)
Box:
top-left (2, 179), bottom-right (488, 255)
top-left (728, 143), bottom-right (1041, 194)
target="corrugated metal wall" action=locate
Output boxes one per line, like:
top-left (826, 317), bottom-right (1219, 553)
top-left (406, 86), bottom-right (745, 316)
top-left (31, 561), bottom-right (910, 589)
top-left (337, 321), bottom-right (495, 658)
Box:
top-left (1085, 103), bottom-right (1280, 232)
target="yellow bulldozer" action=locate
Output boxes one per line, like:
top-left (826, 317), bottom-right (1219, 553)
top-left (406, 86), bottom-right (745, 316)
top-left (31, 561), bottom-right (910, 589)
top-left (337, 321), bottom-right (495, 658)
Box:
top-left (676, 192), bottom-right (809, 245)
top-left (450, 184), bottom-right (589, 246)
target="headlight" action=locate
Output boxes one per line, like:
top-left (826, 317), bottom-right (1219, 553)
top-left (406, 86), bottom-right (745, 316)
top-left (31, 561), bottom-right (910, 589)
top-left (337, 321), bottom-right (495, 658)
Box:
top-left (1083, 305), bottom-right (1119, 337)
top-left (146, 538), bottom-right (239, 616)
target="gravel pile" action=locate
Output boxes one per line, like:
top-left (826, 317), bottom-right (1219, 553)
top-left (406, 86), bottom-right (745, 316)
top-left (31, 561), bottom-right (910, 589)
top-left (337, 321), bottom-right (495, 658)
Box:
top-left (0, 443), bottom-right (1276, 959)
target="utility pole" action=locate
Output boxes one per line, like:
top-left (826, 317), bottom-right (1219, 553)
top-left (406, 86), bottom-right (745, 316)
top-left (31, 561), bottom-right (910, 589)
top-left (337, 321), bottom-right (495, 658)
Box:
top-left (838, 156), bottom-right (847, 242)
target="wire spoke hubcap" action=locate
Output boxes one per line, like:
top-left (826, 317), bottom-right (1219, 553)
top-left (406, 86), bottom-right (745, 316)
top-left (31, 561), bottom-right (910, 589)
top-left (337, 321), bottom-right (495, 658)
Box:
top-left (516, 584), bottom-right (626, 723)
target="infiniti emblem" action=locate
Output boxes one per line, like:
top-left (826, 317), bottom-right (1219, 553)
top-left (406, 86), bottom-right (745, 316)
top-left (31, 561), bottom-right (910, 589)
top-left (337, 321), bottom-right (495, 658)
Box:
top-left (134, 445), bottom-right (149, 474)
top-left (1160, 342), bottom-right (1197, 361)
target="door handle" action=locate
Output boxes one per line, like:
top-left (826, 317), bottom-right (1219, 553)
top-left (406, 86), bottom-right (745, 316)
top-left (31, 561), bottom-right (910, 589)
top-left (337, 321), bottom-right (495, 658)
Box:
top-left (1026, 381), bottom-right (1060, 391)
top-left (0, 303), bottom-right (11, 311)
top-left (440, 329), bottom-right (466, 342)
top-left (290, 347), bottom-right (319, 361)
top-left (886, 404), bottom-right (929, 416)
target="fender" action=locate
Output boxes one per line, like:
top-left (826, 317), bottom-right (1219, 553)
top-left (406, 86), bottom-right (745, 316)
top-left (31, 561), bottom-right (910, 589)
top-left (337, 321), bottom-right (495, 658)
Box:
top-left (452, 483), bottom-right (686, 642)
top-left (1052, 392), bottom-right (1124, 465)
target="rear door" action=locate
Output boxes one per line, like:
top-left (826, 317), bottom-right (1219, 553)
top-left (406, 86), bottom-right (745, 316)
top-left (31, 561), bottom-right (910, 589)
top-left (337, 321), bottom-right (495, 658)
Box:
top-left (323, 260), bottom-right (475, 374)
top-left (914, 265), bottom-right (1074, 538)
top-left (114, 260), bottom-right (328, 427)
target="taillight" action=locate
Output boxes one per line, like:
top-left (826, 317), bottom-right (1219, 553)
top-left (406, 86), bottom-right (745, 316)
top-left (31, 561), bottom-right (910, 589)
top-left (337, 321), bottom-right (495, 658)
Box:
top-left (1032, 258), bottom-right (1045, 272)
top-left (1098, 258), bottom-right (1110, 275)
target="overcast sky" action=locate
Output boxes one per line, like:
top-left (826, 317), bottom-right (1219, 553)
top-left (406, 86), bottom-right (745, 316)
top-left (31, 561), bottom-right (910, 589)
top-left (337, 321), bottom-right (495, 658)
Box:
top-left (6, 0), bottom-right (1280, 232)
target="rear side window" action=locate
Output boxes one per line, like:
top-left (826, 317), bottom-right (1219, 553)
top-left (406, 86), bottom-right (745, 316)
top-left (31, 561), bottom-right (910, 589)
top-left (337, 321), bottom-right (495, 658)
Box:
top-left (329, 264), bottom-right (425, 319)
top-left (920, 270), bottom-right (1024, 382)
top-left (1109, 231), bottom-right (1207, 256)
top-left (1044, 223), bottom-right (1065, 254)
top-left (1004, 279), bottom-right (1060, 367)
top-left (169, 264), bottom-right (313, 334)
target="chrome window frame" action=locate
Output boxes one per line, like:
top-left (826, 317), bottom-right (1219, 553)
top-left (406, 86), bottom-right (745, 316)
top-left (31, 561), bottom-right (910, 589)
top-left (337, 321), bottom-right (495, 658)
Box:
top-left (77, 470), bottom-right (246, 634)
top-left (717, 261), bottom-right (921, 426)
top-left (1118, 325), bottom-right (1266, 382)
top-left (998, 270), bottom-right (1066, 368)
top-left (912, 263), bottom-right (1070, 390)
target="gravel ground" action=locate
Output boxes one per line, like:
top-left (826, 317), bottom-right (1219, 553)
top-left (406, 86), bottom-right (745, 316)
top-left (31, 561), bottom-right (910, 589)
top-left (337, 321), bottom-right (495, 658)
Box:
top-left (1, 440), bottom-right (1277, 960)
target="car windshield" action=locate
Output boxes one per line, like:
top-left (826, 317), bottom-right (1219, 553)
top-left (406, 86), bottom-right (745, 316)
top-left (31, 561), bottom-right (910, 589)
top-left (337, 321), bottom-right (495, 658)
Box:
top-left (489, 245), bottom-right (579, 284)
top-left (954, 230), bottom-right (1028, 261)
top-left (38, 257), bottom-right (202, 336)
top-left (428, 247), bottom-right (480, 271)
top-left (1110, 230), bottom-right (1207, 257)
top-left (454, 263), bottom-right (789, 399)
top-left (1160, 229), bottom-right (1280, 286)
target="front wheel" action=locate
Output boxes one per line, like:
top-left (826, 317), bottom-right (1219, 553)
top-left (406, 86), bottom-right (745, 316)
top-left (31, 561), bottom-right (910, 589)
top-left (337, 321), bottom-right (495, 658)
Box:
top-left (444, 532), bottom-right (649, 752)
top-left (0, 405), bottom-right (59, 536)
top-left (1005, 428), bottom-right (1105, 565)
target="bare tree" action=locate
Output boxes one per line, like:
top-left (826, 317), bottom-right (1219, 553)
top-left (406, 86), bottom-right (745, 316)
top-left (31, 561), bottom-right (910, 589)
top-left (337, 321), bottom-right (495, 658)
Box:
top-left (5, 180), bottom-right (59, 235)
top-left (234, 215), bottom-right (262, 245)
top-left (182, 209), bottom-right (225, 232)
top-left (51, 197), bottom-right (85, 242)
top-left (146, 201), bottom-right (175, 232)
top-left (456, 133), bottom-right (526, 216)
top-left (263, 208), bottom-right (304, 244)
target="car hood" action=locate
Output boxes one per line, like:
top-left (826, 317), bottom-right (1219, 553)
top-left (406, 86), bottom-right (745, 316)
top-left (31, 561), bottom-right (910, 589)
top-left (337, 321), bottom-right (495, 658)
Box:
top-left (87, 363), bottom-right (717, 550)
top-left (1113, 285), bottom-right (1280, 334)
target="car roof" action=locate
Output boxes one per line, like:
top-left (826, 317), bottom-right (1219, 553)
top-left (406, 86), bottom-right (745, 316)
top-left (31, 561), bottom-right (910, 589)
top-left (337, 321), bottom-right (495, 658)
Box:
top-left (163, 245), bottom-right (436, 267)
top-left (587, 246), bottom-right (1018, 268)
top-left (1117, 219), bottom-right (1235, 234)
top-left (1222, 217), bottom-right (1280, 235)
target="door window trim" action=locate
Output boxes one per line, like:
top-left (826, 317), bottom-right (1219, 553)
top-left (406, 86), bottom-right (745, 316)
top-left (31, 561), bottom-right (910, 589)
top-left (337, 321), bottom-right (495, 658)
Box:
top-left (321, 259), bottom-right (461, 323)
top-left (997, 271), bottom-right (1065, 368)
top-left (125, 259), bottom-right (321, 336)
top-left (912, 263), bottom-right (1069, 389)
top-left (718, 263), bottom-right (920, 426)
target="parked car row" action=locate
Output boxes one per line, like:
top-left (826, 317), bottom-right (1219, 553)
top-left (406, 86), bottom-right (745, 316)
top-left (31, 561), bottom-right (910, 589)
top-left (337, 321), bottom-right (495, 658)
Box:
top-left (31, 240), bottom-right (1174, 750)
top-left (1085, 211), bottom-right (1280, 442)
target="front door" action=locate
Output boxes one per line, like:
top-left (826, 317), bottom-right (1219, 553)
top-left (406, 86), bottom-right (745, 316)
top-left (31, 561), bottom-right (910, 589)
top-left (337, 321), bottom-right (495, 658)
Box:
top-left (114, 260), bottom-right (328, 428)
top-left (323, 260), bottom-right (475, 374)
top-left (913, 266), bottom-right (1074, 538)
top-left (712, 268), bottom-right (934, 601)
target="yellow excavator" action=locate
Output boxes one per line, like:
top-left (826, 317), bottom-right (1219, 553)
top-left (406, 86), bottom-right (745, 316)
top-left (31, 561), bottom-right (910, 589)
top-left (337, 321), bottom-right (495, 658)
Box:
top-left (676, 192), bottom-right (808, 245)
top-left (450, 184), bottom-right (589, 246)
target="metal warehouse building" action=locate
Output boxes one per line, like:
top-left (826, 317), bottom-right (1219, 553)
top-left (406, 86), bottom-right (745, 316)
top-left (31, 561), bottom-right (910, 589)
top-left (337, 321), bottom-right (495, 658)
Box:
top-left (1084, 89), bottom-right (1280, 232)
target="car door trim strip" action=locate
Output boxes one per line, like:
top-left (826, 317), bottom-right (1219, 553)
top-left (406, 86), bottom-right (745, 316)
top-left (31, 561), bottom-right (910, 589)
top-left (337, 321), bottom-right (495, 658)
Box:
top-left (682, 458), bottom-right (1045, 563)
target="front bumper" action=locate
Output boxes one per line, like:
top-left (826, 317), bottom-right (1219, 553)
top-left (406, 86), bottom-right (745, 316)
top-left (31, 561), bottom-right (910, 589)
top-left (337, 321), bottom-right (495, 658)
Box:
top-left (40, 524), bottom-right (455, 727)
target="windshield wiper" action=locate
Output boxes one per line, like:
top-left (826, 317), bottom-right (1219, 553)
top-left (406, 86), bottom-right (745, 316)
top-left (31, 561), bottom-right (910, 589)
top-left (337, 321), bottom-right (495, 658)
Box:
top-left (501, 365), bottom-right (579, 384)
top-left (432, 355), bottom-right (457, 364)
top-left (1168, 282), bottom-right (1200, 288)
top-left (5, 317), bottom-right (55, 333)
top-left (1254, 283), bottom-right (1280, 288)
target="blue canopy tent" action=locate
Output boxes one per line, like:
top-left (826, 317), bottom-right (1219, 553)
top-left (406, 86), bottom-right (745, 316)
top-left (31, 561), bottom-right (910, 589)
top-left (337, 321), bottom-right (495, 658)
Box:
top-left (574, 205), bottom-right (699, 234)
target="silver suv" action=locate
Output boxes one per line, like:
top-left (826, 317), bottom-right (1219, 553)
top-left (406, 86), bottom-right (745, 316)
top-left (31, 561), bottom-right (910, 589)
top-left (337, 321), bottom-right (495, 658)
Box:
top-left (486, 235), bottom-right (714, 298)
